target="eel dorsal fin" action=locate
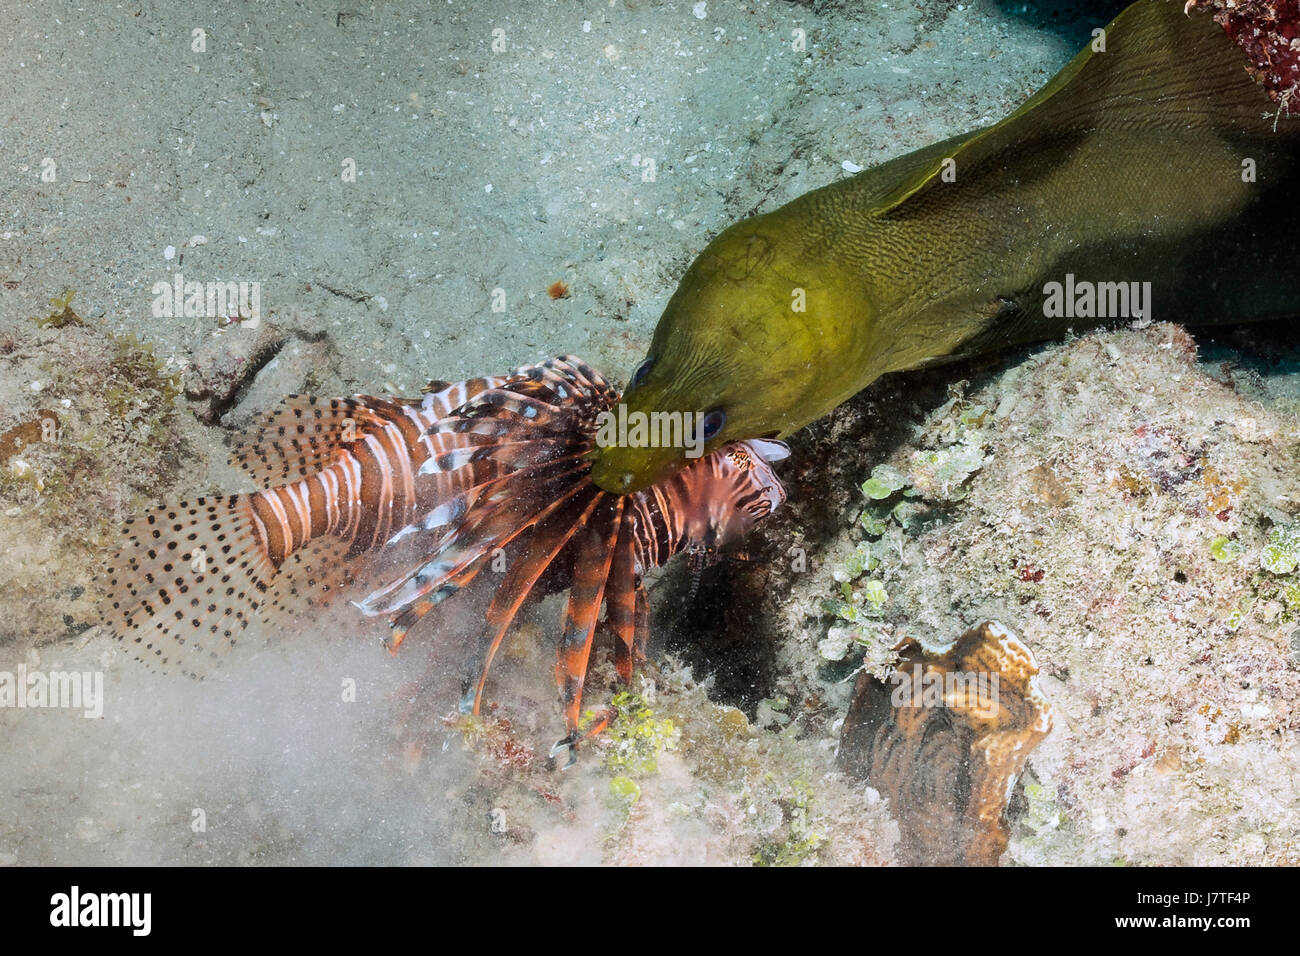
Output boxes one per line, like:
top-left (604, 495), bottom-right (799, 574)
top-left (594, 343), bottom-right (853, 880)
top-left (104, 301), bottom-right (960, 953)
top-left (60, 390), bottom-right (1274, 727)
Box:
top-left (872, 0), bottom-right (1290, 216)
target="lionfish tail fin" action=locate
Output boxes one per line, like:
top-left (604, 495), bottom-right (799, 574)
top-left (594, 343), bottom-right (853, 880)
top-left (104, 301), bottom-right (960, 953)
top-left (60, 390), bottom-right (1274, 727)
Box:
top-left (96, 495), bottom-right (276, 677)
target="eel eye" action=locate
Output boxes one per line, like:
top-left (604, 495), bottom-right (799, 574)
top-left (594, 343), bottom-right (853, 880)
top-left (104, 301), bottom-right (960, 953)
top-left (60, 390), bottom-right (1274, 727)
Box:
top-left (701, 408), bottom-right (726, 440)
top-left (630, 358), bottom-right (654, 388)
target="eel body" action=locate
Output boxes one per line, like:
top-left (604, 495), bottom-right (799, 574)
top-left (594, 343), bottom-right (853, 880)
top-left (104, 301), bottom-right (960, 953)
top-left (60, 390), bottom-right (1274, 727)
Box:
top-left (590, 0), bottom-right (1300, 494)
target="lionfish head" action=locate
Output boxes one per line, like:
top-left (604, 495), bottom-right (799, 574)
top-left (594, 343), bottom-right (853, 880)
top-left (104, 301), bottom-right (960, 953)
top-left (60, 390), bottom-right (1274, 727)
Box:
top-left (663, 437), bottom-right (789, 553)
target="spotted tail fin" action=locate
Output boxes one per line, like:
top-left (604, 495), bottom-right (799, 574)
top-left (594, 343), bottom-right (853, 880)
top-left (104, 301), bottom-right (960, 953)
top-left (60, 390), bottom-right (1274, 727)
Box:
top-left (97, 495), bottom-right (277, 676)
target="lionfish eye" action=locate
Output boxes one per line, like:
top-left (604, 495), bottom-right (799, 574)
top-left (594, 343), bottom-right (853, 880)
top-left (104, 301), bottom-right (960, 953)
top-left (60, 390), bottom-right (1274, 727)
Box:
top-left (630, 358), bottom-right (654, 388)
top-left (701, 408), bottom-right (726, 440)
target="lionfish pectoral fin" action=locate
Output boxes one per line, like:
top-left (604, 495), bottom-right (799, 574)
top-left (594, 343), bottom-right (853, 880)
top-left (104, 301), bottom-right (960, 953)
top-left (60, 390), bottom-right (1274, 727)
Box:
top-left (382, 558), bottom-right (486, 652)
top-left (549, 733), bottom-right (580, 769)
top-left (263, 535), bottom-right (370, 628)
top-left (549, 704), bottom-right (616, 768)
top-left (462, 492), bottom-right (603, 716)
top-left (556, 495), bottom-right (624, 736)
top-left (605, 525), bottom-right (638, 685)
top-left (419, 375), bottom-right (509, 413)
top-left (633, 584), bottom-right (650, 665)
top-left (384, 620), bottom-right (407, 655)
top-left (362, 456), bottom-right (591, 618)
top-left (374, 457), bottom-right (598, 659)
top-left (579, 706), bottom-right (616, 740)
top-left (604, 618), bottom-right (632, 686)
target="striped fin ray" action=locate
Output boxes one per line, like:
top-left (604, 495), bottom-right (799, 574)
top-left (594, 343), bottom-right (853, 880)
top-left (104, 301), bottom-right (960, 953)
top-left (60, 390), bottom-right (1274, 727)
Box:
top-left (229, 395), bottom-right (420, 485)
top-left (604, 521), bottom-right (641, 685)
top-left (429, 396), bottom-right (580, 441)
top-left (524, 355), bottom-right (616, 404)
top-left (457, 488), bottom-right (604, 715)
top-left (263, 535), bottom-right (369, 621)
top-left (420, 376), bottom-right (509, 419)
top-left (454, 389), bottom-right (569, 427)
top-left (421, 437), bottom-right (573, 476)
top-left (555, 493), bottom-right (624, 737)
top-left (379, 469), bottom-right (595, 653)
top-left (385, 456), bottom-right (552, 553)
top-left (358, 456), bottom-right (591, 615)
top-left (383, 560), bottom-right (491, 653)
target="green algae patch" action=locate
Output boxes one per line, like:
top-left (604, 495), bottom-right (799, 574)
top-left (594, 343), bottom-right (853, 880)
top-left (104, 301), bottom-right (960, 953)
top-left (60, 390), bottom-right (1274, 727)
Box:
top-left (751, 778), bottom-right (823, 867)
top-left (31, 289), bottom-right (86, 329)
top-left (0, 304), bottom-right (187, 651)
top-left (593, 691), bottom-right (680, 777)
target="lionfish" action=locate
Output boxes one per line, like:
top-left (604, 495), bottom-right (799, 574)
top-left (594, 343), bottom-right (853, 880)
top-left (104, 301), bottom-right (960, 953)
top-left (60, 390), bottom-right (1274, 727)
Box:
top-left (99, 356), bottom-right (788, 758)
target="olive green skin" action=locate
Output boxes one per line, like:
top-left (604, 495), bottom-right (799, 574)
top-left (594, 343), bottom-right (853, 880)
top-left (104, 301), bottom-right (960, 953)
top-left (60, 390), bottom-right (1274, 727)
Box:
top-left (590, 0), bottom-right (1300, 495)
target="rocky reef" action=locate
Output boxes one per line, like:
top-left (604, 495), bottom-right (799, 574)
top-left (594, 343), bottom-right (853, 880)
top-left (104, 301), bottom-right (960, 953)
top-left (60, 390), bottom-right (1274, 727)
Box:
top-left (1189, 1), bottom-right (1300, 110)
top-left (704, 321), bottom-right (1300, 866)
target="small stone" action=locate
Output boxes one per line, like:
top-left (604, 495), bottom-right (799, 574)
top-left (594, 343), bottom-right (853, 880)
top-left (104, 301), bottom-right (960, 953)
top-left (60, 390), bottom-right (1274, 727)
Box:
top-left (716, 706), bottom-right (749, 739)
top-left (819, 626), bottom-right (855, 661)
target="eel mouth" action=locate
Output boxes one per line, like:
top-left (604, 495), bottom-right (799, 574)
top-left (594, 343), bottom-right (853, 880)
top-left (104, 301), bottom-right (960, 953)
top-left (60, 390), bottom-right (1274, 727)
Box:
top-left (588, 442), bottom-right (680, 495)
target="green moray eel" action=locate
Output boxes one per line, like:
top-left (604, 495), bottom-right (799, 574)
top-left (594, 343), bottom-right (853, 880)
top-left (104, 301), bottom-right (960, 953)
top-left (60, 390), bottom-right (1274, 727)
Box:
top-left (589, 0), bottom-right (1300, 494)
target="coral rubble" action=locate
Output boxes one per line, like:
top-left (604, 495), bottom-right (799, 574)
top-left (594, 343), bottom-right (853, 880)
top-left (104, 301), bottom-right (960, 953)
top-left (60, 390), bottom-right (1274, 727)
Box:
top-left (838, 621), bottom-right (1052, 865)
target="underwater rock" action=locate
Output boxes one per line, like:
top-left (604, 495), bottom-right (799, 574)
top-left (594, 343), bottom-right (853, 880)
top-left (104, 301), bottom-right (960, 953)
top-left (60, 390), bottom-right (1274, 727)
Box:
top-left (0, 409), bottom-right (60, 466)
top-left (838, 620), bottom-right (1052, 866)
top-left (764, 321), bottom-right (1300, 865)
top-left (1187, 1), bottom-right (1300, 108)
top-left (181, 323), bottom-right (287, 424)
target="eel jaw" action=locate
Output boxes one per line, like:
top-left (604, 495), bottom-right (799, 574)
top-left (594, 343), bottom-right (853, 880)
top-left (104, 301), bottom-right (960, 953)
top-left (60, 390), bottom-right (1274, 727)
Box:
top-left (589, 441), bottom-right (684, 495)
